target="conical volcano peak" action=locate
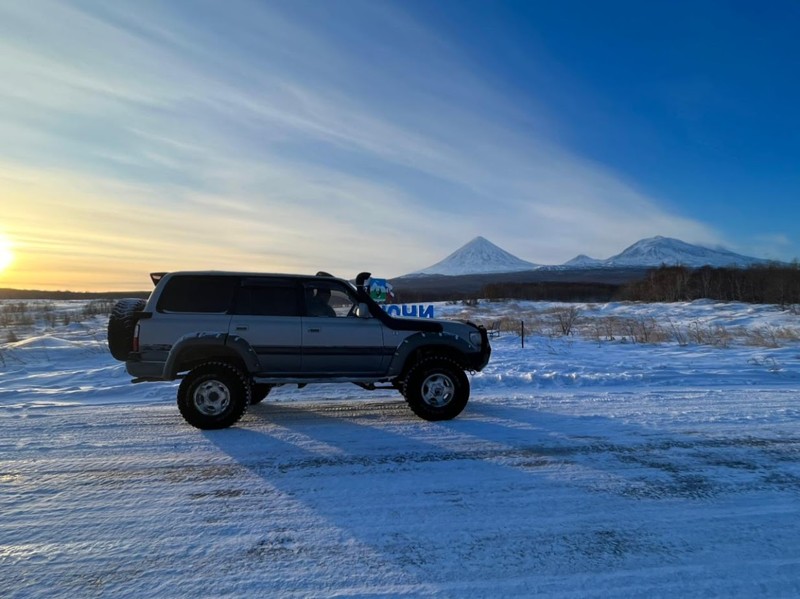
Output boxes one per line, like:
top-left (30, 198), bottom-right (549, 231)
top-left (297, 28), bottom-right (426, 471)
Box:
top-left (411, 237), bottom-right (539, 276)
top-left (467, 235), bottom-right (490, 244)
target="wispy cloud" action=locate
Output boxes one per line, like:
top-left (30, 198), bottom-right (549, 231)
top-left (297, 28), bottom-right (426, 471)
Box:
top-left (0, 0), bottom-right (738, 289)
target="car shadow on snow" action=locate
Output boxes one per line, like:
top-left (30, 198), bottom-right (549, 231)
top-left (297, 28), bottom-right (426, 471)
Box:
top-left (194, 396), bottom-right (790, 590)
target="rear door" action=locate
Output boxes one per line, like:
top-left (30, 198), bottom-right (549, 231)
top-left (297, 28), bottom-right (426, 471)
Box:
top-left (229, 277), bottom-right (303, 374)
top-left (138, 275), bottom-right (236, 362)
top-left (300, 280), bottom-right (388, 375)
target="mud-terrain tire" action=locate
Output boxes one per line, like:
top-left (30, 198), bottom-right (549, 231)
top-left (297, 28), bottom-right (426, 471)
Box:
top-left (107, 298), bottom-right (147, 361)
top-left (403, 357), bottom-right (470, 421)
top-left (250, 383), bottom-right (273, 405)
top-left (177, 362), bottom-right (250, 429)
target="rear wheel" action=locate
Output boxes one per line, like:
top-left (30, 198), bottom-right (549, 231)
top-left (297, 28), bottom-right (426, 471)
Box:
top-left (177, 362), bottom-right (250, 429)
top-left (402, 358), bottom-right (470, 421)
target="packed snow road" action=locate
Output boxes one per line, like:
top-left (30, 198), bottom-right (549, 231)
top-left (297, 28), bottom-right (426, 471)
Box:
top-left (2, 389), bottom-right (799, 598)
top-left (2, 301), bottom-right (799, 596)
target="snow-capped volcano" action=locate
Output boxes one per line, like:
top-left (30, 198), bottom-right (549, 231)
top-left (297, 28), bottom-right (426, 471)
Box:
top-left (600, 236), bottom-right (768, 268)
top-left (410, 236), bottom-right (539, 276)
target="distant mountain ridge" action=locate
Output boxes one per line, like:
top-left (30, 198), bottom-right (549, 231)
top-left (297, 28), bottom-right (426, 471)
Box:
top-left (562, 254), bottom-right (603, 268)
top-left (564, 236), bottom-right (771, 269)
top-left (402, 235), bottom-right (773, 277)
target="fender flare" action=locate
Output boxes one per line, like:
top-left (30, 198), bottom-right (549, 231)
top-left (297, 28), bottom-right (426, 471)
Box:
top-left (386, 331), bottom-right (475, 378)
top-left (163, 332), bottom-right (260, 379)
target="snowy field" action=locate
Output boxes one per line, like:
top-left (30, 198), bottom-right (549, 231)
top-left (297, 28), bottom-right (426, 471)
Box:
top-left (1, 299), bottom-right (800, 598)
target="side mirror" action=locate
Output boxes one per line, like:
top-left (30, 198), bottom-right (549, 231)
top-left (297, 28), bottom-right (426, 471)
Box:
top-left (356, 303), bottom-right (371, 319)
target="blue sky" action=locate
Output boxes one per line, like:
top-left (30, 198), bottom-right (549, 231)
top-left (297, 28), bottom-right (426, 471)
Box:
top-left (0, 0), bottom-right (797, 290)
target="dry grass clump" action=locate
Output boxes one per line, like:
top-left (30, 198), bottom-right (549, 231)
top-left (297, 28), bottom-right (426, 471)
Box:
top-left (0, 299), bottom-right (117, 344)
top-left (0, 302), bottom-right (35, 327)
top-left (450, 301), bottom-right (800, 349)
top-left (466, 307), bottom-right (582, 341)
top-left (82, 299), bottom-right (115, 316)
top-left (743, 326), bottom-right (800, 348)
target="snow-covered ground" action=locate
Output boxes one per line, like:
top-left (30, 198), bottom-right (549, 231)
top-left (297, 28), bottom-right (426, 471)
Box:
top-left (2, 299), bottom-right (799, 597)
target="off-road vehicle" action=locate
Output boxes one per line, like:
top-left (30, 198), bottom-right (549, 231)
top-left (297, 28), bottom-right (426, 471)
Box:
top-left (108, 271), bottom-right (491, 429)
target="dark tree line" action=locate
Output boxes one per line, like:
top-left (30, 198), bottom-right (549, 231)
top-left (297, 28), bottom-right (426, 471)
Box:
top-left (481, 282), bottom-right (620, 302)
top-left (393, 282), bottom-right (620, 304)
top-left (618, 264), bottom-right (800, 306)
top-left (0, 288), bottom-right (149, 300)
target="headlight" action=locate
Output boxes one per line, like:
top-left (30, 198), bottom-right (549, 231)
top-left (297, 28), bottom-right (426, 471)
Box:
top-left (469, 331), bottom-right (482, 346)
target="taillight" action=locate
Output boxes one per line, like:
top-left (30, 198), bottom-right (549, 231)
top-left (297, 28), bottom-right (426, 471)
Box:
top-left (133, 323), bottom-right (140, 352)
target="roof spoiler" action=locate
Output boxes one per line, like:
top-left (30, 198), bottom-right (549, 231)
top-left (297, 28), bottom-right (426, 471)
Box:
top-left (150, 272), bottom-right (167, 286)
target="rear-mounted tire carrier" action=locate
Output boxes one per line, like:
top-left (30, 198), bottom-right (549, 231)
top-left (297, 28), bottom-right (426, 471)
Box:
top-left (108, 298), bottom-right (147, 361)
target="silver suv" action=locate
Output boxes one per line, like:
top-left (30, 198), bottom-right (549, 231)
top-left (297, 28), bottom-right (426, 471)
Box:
top-left (108, 271), bottom-right (491, 429)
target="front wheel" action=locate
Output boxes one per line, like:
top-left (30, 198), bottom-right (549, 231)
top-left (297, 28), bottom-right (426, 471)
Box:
top-left (402, 358), bottom-right (470, 421)
top-left (177, 362), bottom-right (250, 429)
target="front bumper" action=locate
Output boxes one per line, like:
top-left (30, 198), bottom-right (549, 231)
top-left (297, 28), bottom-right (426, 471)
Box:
top-left (464, 325), bottom-right (491, 371)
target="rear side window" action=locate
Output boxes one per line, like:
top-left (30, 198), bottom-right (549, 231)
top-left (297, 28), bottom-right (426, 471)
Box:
top-left (157, 276), bottom-right (238, 313)
top-left (233, 282), bottom-right (300, 317)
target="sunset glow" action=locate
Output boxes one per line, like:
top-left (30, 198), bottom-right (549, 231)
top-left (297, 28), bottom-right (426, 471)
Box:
top-left (0, 235), bottom-right (13, 274)
top-left (0, 2), bottom-right (798, 291)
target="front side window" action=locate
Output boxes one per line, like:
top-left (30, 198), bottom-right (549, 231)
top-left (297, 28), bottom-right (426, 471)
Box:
top-left (304, 283), bottom-right (358, 318)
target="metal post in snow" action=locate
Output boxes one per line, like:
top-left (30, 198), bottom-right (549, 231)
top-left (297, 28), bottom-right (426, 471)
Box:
top-left (521, 320), bottom-right (525, 348)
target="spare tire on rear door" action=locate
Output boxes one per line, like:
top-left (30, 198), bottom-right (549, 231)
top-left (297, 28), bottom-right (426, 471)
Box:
top-left (107, 298), bottom-right (147, 360)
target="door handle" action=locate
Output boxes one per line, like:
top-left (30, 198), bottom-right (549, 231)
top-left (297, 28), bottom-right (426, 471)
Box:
top-left (235, 325), bottom-right (248, 331)
top-left (307, 328), bottom-right (320, 333)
